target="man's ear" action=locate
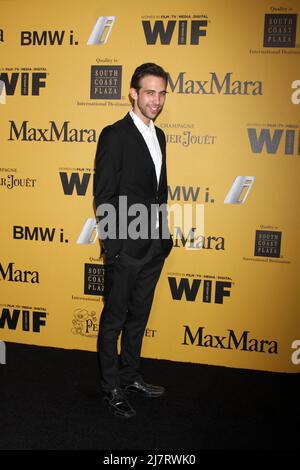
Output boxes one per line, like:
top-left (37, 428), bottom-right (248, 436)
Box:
top-left (129, 87), bottom-right (138, 101)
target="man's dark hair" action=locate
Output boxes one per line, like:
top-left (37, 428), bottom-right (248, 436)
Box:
top-left (130, 63), bottom-right (168, 90)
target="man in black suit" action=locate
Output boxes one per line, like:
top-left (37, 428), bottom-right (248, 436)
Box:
top-left (93, 63), bottom-right (172, 419)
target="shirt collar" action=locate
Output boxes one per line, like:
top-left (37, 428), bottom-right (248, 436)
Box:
top-left (129, 110), bottom-right (155, 135)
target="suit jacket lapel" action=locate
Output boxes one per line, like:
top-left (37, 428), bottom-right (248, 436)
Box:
top-left (155, 126), bottom-right (166, 191)
top-left (155, 127), bottom-right (165, 158)
top-left (123, 113), bottom-right (158, 191)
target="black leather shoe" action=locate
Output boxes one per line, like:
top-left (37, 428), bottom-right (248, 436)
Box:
top-left (103, 388), bottom-right (136, 419)
top-left (122, 381), bottom-right (165, 398)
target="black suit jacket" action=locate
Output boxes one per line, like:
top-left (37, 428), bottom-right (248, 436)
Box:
top-left (93, 112), bottom-right (173, 261)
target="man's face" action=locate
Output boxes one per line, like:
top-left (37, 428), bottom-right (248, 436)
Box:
top-left (130, 75), bottom-right (167, 125)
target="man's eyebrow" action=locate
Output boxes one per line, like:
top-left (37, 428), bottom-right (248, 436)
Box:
top-left (143, 88), bottom-right (168, 93)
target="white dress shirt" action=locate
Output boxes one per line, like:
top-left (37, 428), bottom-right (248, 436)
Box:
top-left (129, 110), bottom-right (162, 188)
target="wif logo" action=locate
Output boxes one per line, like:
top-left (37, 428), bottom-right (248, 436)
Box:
top-left (87, 16), bottom-right (115, 45)
top-left (247, 126), bottom-right (300, 156)
top-left (168, 276), bottom-right (232, 304)
top-left (59, 171), bottom-right (91, 196)
top-left (0, 71), bottom-right (47, 96)
top-left (0, 307), bottom-right (46, 332)
top-left (142, 18), bottom-right (208, 45)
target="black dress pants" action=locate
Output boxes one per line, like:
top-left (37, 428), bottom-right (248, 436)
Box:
top-left (98, 239), bottom-right (165, 392)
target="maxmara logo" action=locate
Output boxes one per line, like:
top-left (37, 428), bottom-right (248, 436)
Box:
top-left (182, 325), bottom-right (278, 354)
top-left (173, 227), bottom-right (225, 251)
top-left (8, 121), bottom-right (96, 142)
top-left (0, 261), bottom-right (39, 284)
top-left (168, 72), bottom-right (262, 95)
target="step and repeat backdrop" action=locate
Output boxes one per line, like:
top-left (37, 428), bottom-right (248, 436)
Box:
top-left (0, 0), bottom-right (299, 373)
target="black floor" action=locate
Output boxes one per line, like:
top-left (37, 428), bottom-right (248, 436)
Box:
top-left (0, 342), bottom-right (299, 451)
